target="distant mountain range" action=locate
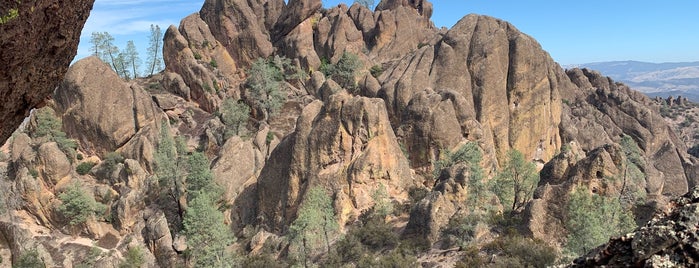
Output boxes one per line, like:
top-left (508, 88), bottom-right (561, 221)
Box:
top-left (567, 61), bottom-right (699, 102)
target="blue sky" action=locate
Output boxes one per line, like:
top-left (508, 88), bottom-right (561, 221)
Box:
top-left (76, 0), bottom-right (699, 67)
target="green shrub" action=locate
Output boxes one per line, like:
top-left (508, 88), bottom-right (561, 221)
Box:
top-left (490, 149), bottom-right (539, 212)
top-left (0, 8), bottom-right (19, 25)
top-left (193, 53), bottom-right (202, 60)
top-left (319, 52), bottom-right (362, 90)
top-left (455, 246), bottom-right (487, 268)
top-left (220, 98), bottom-right (250, 137)
top-left (354, 214), bottom-right (398, 250)
top-left (76, 154), bottom-right (84, 161)
top-left (358, 250), bottom-right (417, 268)
top-left (15, 249), bottom-right (45, 268)
top-left (370, 64), bottom-right (383, 78)
top-left (32, 107), bottom-right (78, 160)
top-left (564, 188), bottom-right (636, 259)
top-left (57, 182), bottom-right (106, 226)
top-left (212, 79), bottom-right (220, 92)
top-left (103, 152), bottom-right (124, 173)
top-left (29, 168), bottom-right (39, 179)
top-left (182, 192), bottom-right (234, 267)
top-left (75, 246), bottom-right (101, 268)
top-left (119, 246), bottom-right (145, 268)
top-left (333, 234), bottom-right (365, 263)
top-left (245, 57), bottom-right (290, 120)
top-left (209, 59), bottom-right (218, 68)
top-left (442, 213), bottom-right (483, 248)
top-left (483, 234), bottom-right (556, 268)
top-left (76, 162), bottom-right (96, 175)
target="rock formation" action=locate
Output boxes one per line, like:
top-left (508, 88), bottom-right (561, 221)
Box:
top-left (570, 186), bottom-right (699, 267)
top-left (0, 0), bottom-right (95, 144)
top-left (55, 57), bottom-right (162, 158)
top-left (0, 0), bottom-right (698, 266)
top-left (256, 92), bottom-right (414, 231)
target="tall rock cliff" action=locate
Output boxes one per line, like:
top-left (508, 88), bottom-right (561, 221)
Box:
top-left (0, 0), bottom-right (95, 144)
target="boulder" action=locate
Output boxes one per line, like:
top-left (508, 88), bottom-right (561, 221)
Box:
top-left (54, 57), bottom-right (161, 157)
top-left (0, 0), bottom-right (95, 144)
top-left (37, 142), bottom-right (71, 185)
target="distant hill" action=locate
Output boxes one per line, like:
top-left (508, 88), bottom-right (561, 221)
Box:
top-left (567, 61), bottom-right (699, 101)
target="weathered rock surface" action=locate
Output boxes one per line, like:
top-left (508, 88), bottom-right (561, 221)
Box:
top-left (381, 14), bottom-right (564, 172)
top-left (256, 92), bottom-right (414, 232)
top-left (570, 186), bottom-right (699, 267)
top-left (163, 14), bottom-right (239, 112)
top-left (0, 0), bottom-right (95, 144)
top-left (405, 162), bottom-right (471, 243)
top-left (200, 0), bottom-right (283, 67)
top-left (55, 57), bottom-right (161, 157)
top-left (562, 68), bottom-right (691, 196)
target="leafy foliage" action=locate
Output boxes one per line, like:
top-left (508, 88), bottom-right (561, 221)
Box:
top-left (245, 57), bottom-right (287, 121)
top-left (90, 32), bottom-right (130, 79)
top-left (32, 107), bottom-right (78, 160)
top-left (124, 40), bottom-right (141, 79)
top-left (0, 8), bottom-right (18, 25)
top-left (220, 98), bottom-right (250, 137)
top-left (564, 188), bottom-right (636, 258)
top-left (182, 192), bottom-right (233, 268)
top-left (491, 149), bottom-right (539, 212)
top-left (320, 52), bottom-right (362, 90)
top-left (186, 152), bottom-right (217, 200)
top-left (288, 187), bottom-right (338, 266)
top-left (57, 182), bottom-right (106, 226)
top-left (154, 122), bottom-right (184, 199)
top-left (433, 142), bottom-right (488, 207)
top-left (75, 162), bottom-right (96, 175)
top-left (119, 246), bottom-right (145, 268)
top-left (483, 234), bottom-right (556, 268)
top-left (14, 249), bottom-right (45, 268)
top-left (371, 183), bottom-right (394, 218)
top-left (147, 24), bottom-right (164, 76)
top-left (103, 151), bottom-right (125, 173)
top-left (369, 64), bottom-right (383, 78)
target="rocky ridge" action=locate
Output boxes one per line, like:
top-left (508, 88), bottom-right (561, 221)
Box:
top-left (0, 0), bottom-right (697, 266)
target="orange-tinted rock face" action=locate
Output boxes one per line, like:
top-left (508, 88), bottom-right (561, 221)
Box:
top-left (0, 0), bottom-right (95, 144)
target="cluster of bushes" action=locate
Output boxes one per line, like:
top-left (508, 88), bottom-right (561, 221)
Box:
top-left (32, 107), bottom-right (78, 160)
top-left (320, 52), bottom-right (362, 90)
top-left (57, 182), bottom-right (107, 227)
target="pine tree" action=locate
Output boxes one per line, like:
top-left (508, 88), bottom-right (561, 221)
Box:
top-left (182, 192), bottom-right (233, 267)
top-left (147, 24), bottom-right (164, 76)
top-left (186, 152), bottom-right (215, 199)
top-left (246, 58), bottom-right (285, 121)
top-left (288, 187), bottom-right (337, 267)
top-left (124, 40), bottom-right (141, 79)
top-left (220, 98), bottom-right (250, 137)
top-left (154, 121), bottom-right (186, 217)
top-left (565, 188), bottom-right (636, 258)
top-left (491, 149), bottom-right (539, 212)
